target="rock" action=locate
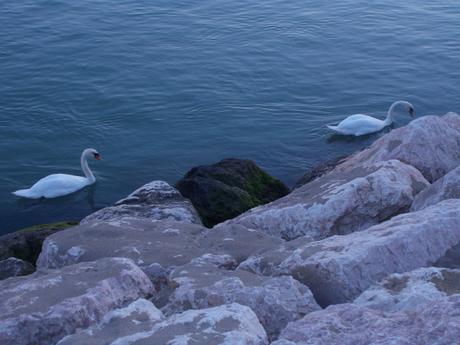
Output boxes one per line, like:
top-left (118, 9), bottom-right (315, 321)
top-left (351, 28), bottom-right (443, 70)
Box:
top-left (163, 261), bottom-right (320, 340)
top-left (435, 242), bottom-right (460, 269)
top-left (175, 158), bottom-right (289, 227)
top-left (0, 221), bottom-right (78, 265)
top-left (336, 113), bottom-right (460, 183)
top-left (239, 199), bottom-right (460, 306)
top-left (354, 267), bottom-right (460, 312)
top-left (57, 299), bottom-right (164, 345)
top-left (0, 257), bottom-right (35, 280)
top-left (81, 180), bottom-right (202, 225)
top-left (222, 160), bottom-right (428, 240)
top-left (0, 257), bottom-right (153, 345)
top-left (411, 165), bottom-right (460, 211)
top-left (293, 155), bottom-right (346, 189)
top-left (273, 296), bottom-right (460, 345)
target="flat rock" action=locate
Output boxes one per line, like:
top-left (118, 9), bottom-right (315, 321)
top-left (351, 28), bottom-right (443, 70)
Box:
top-left (163, 261), bottom-right (320, 340)
top-left (0, 257), bottom-right (153, 345)
top-left (81, 180), bottom-right (202, 225)
top-left (221, 160), bottom-right (428, 240)
top-left (354, 267), bottom-right (460, 312)
top-left (239, 199), bottom-right (460, 306)
top-left (411, 165), bottom-right (460, 211)
top-left (336, 113), bottom-right (460, 183)
top-left (0, 257), bottom-right (35, 280)
top-left (273, 296), bottom-right (460, 345)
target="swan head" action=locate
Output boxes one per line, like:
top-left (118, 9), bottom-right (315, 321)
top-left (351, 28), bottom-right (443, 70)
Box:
top-left (83, 148), bottom-right (102, 161)
top-left (404, 103), bottom-right (415, 118)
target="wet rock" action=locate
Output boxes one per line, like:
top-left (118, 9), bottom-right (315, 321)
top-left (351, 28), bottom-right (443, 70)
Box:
top-left (222, 160), bottom-right (428, 240)
top-left (0, 221), bottom-right (78, 265)
top-left (336, 113), bottom-right (460, 183)
top-left (239, 199), bottom-right (460, 306)
top-left (411, 165), bottom-right (460, 211)
top-left (176, 158), bottom-right (289, 227)
top-left (273, 296), bottom-right (460, 345)
top-left (81, 180), bottom-right (202, 225)
top-left (163, 261), bottom-right (320, 340)
top-left (57, 299), bottom-right (164, 345)
top-left (0, 257), bottom-right (35, 280)
top-left (293, 155), bottom-right (346, 189)
top-left (354, 267), bottom-right (460, 312)
top-left (0, 257), bottom-right (153, 345)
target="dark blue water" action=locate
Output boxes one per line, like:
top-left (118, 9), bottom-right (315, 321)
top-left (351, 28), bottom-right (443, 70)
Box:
top-left (1, 0), bottom-right (460, 234)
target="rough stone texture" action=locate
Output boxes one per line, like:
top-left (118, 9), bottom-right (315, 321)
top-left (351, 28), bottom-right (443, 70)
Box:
top-left (239, 199), bottom-right (460, 306)
top-left (57, 299), bottom-right (164, 345)
top-left (412, 165), bottom-right (460, 211)
top-left (221, 160), bottom-right (428, 240)
top-left (0, 221), bottom-right (78, 264)
top-left (81, 180), bottom-right (202, 225)
top-left (336, 113), bottom-right (460, 183)
top-left (293, 155), bottom-right (346, 189)
top-left (0, 257), bottom-right (154, 345)
top-left (273, 296), bottom-right (460, 345)
top-left (176, 158), bottom-right (289, 227)
top-left (163, 261), bottom-right (320, 340)
top-left (354, 267), bottom-right (460, 312)
top-left (0, 257), bottom-right (35, 280)
top-left (435, 242), bottom-right (460, 269)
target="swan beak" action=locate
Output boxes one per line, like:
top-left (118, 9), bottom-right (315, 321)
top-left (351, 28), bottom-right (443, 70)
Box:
top-left (95, 154), bottom-right (102, 160)
top-left (409, 109), bottom-right (415, 118)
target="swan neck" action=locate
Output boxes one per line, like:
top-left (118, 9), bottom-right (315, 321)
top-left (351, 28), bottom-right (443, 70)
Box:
top-left (81, 153), bottom-right (95, 184)
top-left (385, 102), bottom-right (399, 125)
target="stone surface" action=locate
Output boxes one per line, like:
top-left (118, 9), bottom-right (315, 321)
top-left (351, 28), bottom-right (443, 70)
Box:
top-left (273, 296), bottom-right (460, 345)
top-left (81, 180), bottom-right (202, 225)
top-left (293, 155), bottom-right (346, 189)
top-left (57, 299), bottom-right (164, 345)
top-left (239, 199), bottom-right (460, 306)
top-left (222, 160), bottom-right (428, 240)
top-left (411, 165), bottom-right (460, 211)
top-left (354, 267), bottom-right (460, 312)
top-left (336, 113), bottom-right (460, 183)
top-left (163, 261), bottom-right (320, 340)
top-left (0, 257), bottom-right (153, 345)
top-left (0, 221), bottom-right (78, 264)
top-left (176, 158), bottom-right (289, 227)
top-left (0, 257), bottom-right (35, 280)
top-left (435, 242), bottom-right (460, 269)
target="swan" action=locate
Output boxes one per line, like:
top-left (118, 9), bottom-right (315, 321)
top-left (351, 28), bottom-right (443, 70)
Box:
top-left (326, 101), bottom-right (415, 136)
top-left (13, 148), bottom-right (101, 199)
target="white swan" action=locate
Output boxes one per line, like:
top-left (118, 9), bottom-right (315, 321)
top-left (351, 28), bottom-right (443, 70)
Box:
top-left (327, 101), bottom-right (415, 136)
top-left (13, 148), bottom-right (101, 199)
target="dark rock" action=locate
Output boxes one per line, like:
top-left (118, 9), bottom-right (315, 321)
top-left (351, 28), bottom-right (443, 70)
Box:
top-left (293, 155), bottom-right (346, 189)
top-left (175, 158), bottom-right (289, 227)
top-left (0, 257), bottom-right (35, 280)
top-left (0, 221), bottom-right (78, 265)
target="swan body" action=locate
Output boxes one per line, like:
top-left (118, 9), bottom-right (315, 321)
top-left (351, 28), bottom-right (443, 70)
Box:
top-left (327, 101), bottom-right (415, 136)
top-left (13, 148), bottom-right (101, 199)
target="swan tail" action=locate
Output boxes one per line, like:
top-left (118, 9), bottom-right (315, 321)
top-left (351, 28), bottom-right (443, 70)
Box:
top-left (327, 125), bottom-right (339, 131)
top-left (12, 189), bottom-right (40, 199)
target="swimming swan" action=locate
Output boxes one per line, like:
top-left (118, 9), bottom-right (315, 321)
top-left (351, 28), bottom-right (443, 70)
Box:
top-left (327, 101), bottom-right (415, 136)
top-left (13, 148), bottom-right (101, 199)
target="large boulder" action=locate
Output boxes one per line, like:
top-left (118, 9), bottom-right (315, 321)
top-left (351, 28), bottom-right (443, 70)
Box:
top-left (81, 180), bottom-right (202, 225)
top-left (354, 267), bottom-right (460, 312)
top-left (0, 257), bottom-right (35, 280)
top-left (163, 260), bottom-right (320, 340)
top-left (272, 296), bottom-right (460, 345)
top-left (221, 160), bottom-right (428, 240)
top-left (411, 165), bottom-right (460, 211)
top-left (0, 257), bottom-right (153, 345)
top-left (175, 158), bottom-right (289, 227)
top-left (239, 199), bottom-right (460, 306)
top-left (0, 221), bottom-right (78, 265)
top-left (336, 113), bottom-right (460, 183)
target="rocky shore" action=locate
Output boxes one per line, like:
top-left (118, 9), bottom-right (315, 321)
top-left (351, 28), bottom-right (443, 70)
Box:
top-left (1, 113), bottom-right (460, 345)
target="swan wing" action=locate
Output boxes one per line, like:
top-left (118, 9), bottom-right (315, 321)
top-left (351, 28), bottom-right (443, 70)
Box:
top-left (334, 114), bottom-right (386, 136)
top-left (27, 174), bottom-right (89, 198)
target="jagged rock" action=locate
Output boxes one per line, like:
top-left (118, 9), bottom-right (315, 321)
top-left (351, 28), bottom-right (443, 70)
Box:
top-left (336, 113), bottom-right (460, 182)
top-left (221, 160), bottom-right (428, 240)
top-left (272, 296), bottom-right (460, 345)
top-left (163, 261), bottom-right (320, 340)
top-left (57, 299), bottom-right (164, 345)
top-left (81, 180), bottom-right (202, 225)
top-left (0, 257), bottom-right (35, 280)
top-left (239, 199), bottom-right (460, 306)
top-left (0, 257), bottom-right (153, 345)
top-left (176, 158), bottom-right (289, 227)
top-left (354, 267), bottom-right (460, 312)
top-left (411, 165), bottom-right (460, 211)
top-left (0, 221), bottom-right (78, 264)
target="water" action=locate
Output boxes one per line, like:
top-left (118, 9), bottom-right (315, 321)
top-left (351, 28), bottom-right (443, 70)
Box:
top-left (1, 0), bottom-right (459, 234)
